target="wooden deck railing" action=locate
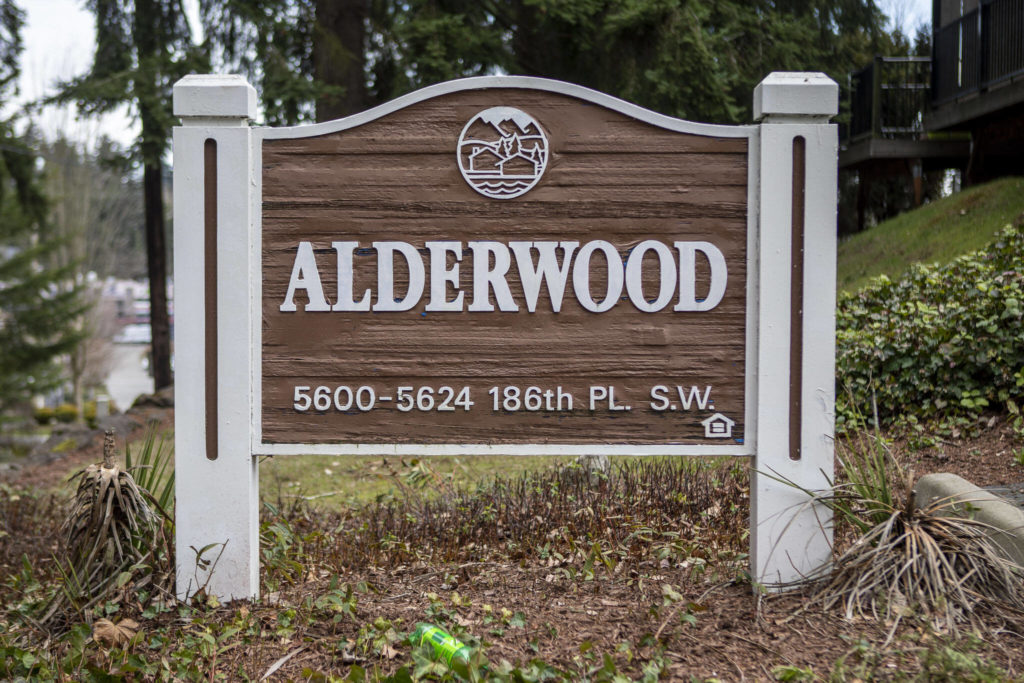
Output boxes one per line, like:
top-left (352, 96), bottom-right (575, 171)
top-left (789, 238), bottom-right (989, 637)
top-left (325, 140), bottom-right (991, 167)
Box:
top-left (933, 0), bottom-right (1024, 105)
top-left (844, 56), bottom-right (930, 143)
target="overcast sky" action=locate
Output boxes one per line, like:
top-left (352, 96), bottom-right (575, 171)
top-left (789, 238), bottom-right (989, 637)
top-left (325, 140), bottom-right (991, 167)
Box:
top-left (15, 0), bottom-right (932, 148)
top-left (14, 0), bottom-right (200, 147)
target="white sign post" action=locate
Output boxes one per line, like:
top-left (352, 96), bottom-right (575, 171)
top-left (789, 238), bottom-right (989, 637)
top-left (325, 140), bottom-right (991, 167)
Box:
top-left (751, 73), bottom-right (838, 585)
top-left (172, 72), bottom-right (838, 601)
top-left (173, 75), bottom-right (260, 600)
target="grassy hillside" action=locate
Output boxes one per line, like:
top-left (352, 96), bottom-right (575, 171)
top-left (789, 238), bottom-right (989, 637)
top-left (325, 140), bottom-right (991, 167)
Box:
top-left (837, 176), bottom-right (1024, 292)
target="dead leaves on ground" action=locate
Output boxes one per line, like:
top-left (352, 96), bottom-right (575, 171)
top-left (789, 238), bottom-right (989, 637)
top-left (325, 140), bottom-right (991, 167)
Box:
top-left (92, 617), bottom-right (140, 648)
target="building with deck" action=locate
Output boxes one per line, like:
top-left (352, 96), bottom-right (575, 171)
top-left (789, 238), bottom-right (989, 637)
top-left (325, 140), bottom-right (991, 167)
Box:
top-left (841, 0), bottom-right (1023, 229)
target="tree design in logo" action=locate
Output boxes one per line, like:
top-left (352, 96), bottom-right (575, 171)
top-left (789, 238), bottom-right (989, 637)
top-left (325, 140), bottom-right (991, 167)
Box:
top-left (457, 107), bottom-right (549, 199)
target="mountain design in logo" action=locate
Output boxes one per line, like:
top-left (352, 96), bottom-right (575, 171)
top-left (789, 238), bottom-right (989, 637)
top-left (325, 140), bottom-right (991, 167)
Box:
top-left (457, 107), bottom-right (549, 200)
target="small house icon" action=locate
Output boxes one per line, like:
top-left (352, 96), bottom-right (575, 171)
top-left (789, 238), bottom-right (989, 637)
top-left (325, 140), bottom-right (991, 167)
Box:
top-left (701, 413), bottom-right (735, 439)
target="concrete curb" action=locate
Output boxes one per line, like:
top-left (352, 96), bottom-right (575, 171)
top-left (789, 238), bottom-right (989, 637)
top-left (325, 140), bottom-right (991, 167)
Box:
top-left (914, 472), bottom-right (1024, 567)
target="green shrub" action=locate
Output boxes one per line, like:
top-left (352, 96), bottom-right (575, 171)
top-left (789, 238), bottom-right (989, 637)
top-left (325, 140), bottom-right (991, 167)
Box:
top-left (54, 403), bottom-right (78, 424)
top-left (33, 407), bottom-right (54, 425)
top-left (52, 437), bottom-right (77, 453)
top-left (837, 225), bottom-right (1024, 431)
top-left (83, 401), bottom-right (97, 429)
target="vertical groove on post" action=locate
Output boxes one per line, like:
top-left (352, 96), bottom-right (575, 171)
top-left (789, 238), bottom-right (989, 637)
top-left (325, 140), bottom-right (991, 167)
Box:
top-left (204, 138), bottom-right (218, 461)
top-left (789, 136), bottom-right (806, 461)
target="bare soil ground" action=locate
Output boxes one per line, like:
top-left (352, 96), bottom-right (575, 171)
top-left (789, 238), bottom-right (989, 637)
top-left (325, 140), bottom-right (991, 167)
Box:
top-left (135, 565), bottom-right (1021, 681)
top-left (3, 408), bottom-right (1024, 681)
top-left (894, 415), bottom-right (1024, 487)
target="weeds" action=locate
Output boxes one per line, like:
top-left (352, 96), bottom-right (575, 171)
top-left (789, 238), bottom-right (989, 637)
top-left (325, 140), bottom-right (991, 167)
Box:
top-left (345, 457), bottom-right (748, 568)
top-left (822, 632), bottom-right (1013, 682)
top-left (0, 428), bottom-right (177, 635)
top-left (0, 483), bottom-right (62, 584)
top-left (4, 448), bottom-right (1024, 679)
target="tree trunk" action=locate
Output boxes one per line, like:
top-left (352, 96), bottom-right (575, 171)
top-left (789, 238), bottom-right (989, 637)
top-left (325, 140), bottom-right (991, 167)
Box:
top-left (314, 0), bottom-right (369, 121)
top-left (144, 157), bottom-right (172, 391)
top-left (71, 342), bottom-right (84, 422)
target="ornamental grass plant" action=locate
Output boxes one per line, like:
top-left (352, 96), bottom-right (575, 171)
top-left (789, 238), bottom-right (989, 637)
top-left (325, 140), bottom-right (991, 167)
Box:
top-left (787, 428), bottom-right (1024, 638)
top-left (41, 428), bottom-right (174, 629)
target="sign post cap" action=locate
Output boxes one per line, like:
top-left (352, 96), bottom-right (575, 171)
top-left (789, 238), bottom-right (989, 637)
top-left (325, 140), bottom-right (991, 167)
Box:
top-left (173, 74), bottom-right (257, 120)
top-left (753, 72), bottom-right (838, 121)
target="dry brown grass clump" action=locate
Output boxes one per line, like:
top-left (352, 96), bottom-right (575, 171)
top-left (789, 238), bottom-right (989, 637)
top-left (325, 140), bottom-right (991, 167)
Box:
top-left (800, 434), bottom-right (1024, 637)
top-left (42, 430), bottom-right (172, 626)
top-left (309, 457), bottom-right (749, 570)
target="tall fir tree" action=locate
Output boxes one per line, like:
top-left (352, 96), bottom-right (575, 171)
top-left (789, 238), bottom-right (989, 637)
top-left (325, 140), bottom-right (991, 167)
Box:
top-left (55, 0), bottom-right (207, 391)
top-left (0, 0), bottom-right (86, 416)
top-left (203, 0), bottom-right (892, 126)
top-left (202, 0), bottom-right (507, 123)
top-left (201, 0), bottom-right (322, 125)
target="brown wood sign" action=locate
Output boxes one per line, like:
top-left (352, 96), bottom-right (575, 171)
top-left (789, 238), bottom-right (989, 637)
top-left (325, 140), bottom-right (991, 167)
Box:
top-left (258, 86), bottom-right (754, 452)
top-left (173, 73), bottom-right (839, 600)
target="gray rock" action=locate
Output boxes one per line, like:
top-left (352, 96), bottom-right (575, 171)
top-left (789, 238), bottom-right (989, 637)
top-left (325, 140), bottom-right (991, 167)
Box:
top-left (914, 472), bottom-right (1024, 567)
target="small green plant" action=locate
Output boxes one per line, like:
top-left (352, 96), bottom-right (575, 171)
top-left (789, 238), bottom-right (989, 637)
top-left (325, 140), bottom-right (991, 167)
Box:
top-left (314, 578), bottom-right (361, 622)
top-left (124, 423), bottom-right (175, 515)
top-left (1014, 449), bottom-right (1024, 468)
top-left (33, 406), bottom-right (54, 425)
top-left (54, 403), bottom-right (78, 424)
top-left (901, 415), bottom-right (939, 451)
top-left (51, 438), bottom-right (77, 453)
top-left (772, 664), bottom-right (815, 681)
top-left (918, 635), bottom-right (1009, 681)
top-left (260, 502), bottom-right (305, 591)
top-left (1008, 400), bottom-right (1024, 466)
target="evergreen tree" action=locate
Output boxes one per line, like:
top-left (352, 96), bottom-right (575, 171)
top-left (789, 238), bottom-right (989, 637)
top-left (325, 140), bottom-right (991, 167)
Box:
top-left (54, 0), bottom-right (207, 391)
top-left (204, 0), bottom-right (892, 126)
top-left (368, 0), bottom-right (506, 104)
top-left (313, 0), bottom-right (368, 121)
top-left (498, 0), bottom-right (890, 124)
top-left (0, 1), bottom-right (86, 416)
top-left (201, 0), bottom-right (323, 124)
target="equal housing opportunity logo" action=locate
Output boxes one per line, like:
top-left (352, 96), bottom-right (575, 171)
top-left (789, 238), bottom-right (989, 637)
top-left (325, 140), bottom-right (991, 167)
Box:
top-left (457, 107), bottom-right (549, 199)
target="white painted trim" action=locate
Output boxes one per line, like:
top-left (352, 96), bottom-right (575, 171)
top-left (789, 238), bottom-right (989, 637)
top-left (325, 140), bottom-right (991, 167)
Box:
top-left (749, 119), bottom-right (836, 588)
top-left (256, 443), bottom-right (750, 457)
top-left (250, 133), bottom-right (264, 457)
top-left (173, 122), bottom-right (260, 601)
top-left (257, 76), bottom-right (756, 141)
top-left (753, 72), bottom-right (838, 121)
top-left (173, 74), bottom-right (258, 119)
top-left (744, 126), bottom-right (761, 454)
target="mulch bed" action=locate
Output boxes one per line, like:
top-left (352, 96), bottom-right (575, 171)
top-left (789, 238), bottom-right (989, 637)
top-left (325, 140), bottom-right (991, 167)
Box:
top-left (147, 564), bottom-right (1022, 680)
top-left (894, 414), bottom-right (1024, 487)
top-left (4, 409), bottom-right (1024, 680)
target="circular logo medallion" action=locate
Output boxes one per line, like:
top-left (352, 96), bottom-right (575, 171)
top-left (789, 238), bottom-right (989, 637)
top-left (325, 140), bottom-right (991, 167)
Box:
top-left (457, 107), bottom-right (548, 200)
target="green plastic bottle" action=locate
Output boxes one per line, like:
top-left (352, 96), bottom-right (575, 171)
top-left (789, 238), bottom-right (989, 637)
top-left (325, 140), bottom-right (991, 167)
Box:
top-left (409, 622), bottom-right (473, 678)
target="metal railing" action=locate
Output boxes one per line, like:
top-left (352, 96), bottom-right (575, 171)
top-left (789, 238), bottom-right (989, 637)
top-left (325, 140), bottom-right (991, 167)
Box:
top-left (844, 56), bottom-right (930, 142)
top-left (933, 0), bottom-right (1024, 105)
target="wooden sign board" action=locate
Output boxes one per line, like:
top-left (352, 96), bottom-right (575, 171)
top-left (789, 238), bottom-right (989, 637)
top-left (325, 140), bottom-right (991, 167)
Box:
top-left (258, 88), bottom-right (752, 453)
top-left (172, 74), bottom-right (838, 601)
